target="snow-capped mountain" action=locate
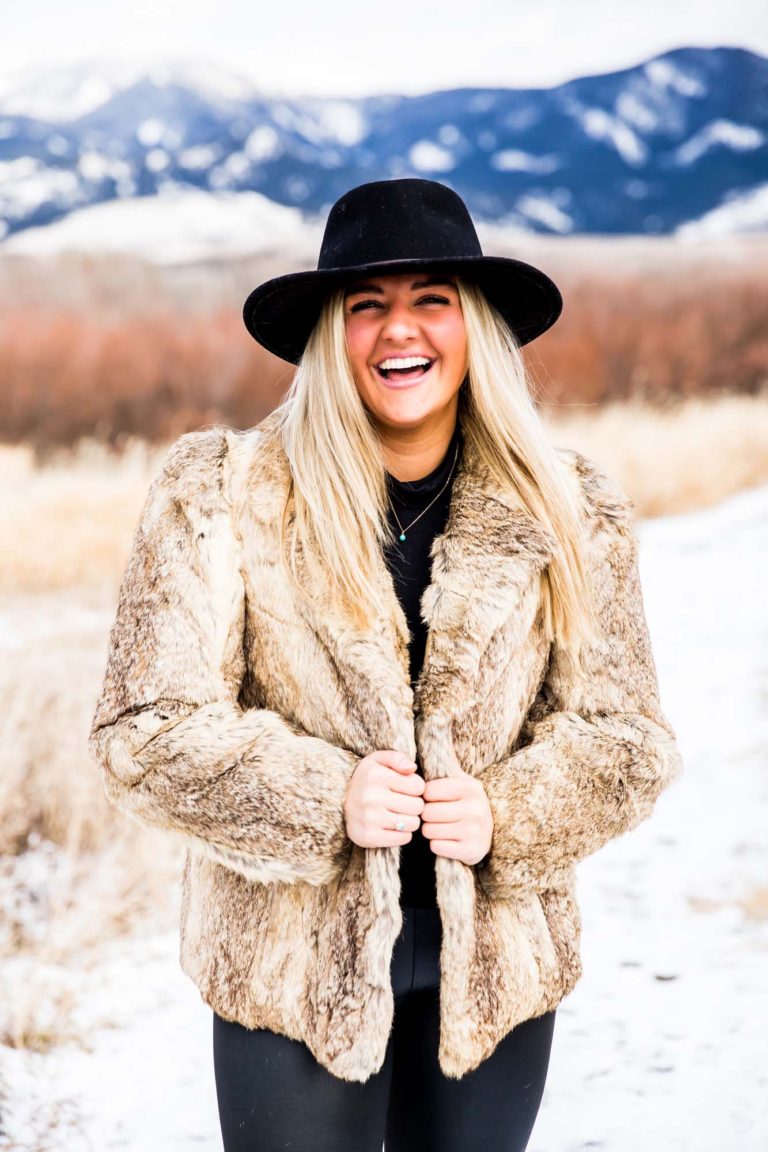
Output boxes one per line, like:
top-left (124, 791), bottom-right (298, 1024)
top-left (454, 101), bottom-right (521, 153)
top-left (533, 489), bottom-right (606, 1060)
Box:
top-left (0, 45), bottom-right (765, 256)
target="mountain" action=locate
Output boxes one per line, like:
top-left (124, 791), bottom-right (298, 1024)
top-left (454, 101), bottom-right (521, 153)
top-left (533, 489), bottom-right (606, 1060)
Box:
top-left (0, 45), bottom-right (765, 259)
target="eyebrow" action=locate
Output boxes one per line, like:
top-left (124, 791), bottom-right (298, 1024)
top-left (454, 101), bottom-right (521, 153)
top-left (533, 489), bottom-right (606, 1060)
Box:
top-left (343, 276), bottom-right (457, 298)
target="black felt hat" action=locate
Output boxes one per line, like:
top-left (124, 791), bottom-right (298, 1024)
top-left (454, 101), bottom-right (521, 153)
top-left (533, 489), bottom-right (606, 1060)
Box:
top-left (242, 177), bottom-right (563, 364)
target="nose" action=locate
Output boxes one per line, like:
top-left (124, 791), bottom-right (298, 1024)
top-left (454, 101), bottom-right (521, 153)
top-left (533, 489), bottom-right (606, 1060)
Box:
top-left (380, 298), bottom-right (418, 344)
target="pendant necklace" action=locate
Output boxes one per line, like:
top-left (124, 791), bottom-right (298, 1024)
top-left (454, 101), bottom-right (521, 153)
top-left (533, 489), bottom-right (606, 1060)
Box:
top-left (388, 439), bottom-right (460, 543)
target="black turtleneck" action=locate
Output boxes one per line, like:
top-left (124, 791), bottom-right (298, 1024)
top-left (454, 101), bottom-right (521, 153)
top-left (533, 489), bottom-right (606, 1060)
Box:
top-left (382, 419), bottom-right (463, 909)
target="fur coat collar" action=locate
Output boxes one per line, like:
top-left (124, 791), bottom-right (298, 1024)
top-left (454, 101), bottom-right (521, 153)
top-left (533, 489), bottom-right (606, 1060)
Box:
top-left (89, 408), bottom-right (683, 1082)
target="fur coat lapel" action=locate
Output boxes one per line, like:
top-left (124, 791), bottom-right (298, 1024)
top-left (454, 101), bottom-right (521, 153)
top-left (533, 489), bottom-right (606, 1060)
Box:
top-left (247, 415), bottom-right (560, 781)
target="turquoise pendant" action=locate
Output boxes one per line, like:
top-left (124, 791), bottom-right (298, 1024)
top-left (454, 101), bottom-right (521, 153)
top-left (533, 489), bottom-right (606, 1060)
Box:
top-left (399, 532), bottom-right (406, 541)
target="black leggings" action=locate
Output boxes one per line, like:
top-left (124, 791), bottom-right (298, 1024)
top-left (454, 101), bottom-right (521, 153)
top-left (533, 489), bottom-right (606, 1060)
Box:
top-left (213, 904), bottom-right (556, 1152)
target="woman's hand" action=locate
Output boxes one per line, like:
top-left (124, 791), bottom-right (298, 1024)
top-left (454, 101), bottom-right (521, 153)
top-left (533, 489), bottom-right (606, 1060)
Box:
top-left (420, 746), bottom-right (494, 866)
top-left (343, 750), bottom-right (426, 849)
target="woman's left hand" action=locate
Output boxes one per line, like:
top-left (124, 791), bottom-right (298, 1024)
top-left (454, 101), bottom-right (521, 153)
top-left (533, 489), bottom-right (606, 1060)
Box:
top-left (420, 748), bottom-right (494, 866)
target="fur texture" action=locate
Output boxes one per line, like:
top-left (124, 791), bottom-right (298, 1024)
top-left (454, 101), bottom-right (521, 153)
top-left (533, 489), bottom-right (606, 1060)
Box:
top-left (88, 408), bottom-right (683, 1082)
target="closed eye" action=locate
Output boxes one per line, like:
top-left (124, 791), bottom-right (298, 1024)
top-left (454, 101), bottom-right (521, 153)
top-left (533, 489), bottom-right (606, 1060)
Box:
top-left (348, 299), bottom-right (382, 312)
top-left (348, 294), bottom-right (452, 313)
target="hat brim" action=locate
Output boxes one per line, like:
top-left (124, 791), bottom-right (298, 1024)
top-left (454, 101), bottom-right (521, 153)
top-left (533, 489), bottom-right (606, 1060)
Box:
top-left (242, 255), bottom-right (563, 364)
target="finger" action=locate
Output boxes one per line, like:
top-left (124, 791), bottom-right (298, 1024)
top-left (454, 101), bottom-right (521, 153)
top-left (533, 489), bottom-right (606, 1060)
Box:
top-left (374, 750), bottom-right (418, 774)
top-left (382, 810), bottom-right (420, 833)
top-left (421, 821), bottom-right (462, 839)
top-left (423, 777), bottom-right (466, 800)
top-left (386, 773), bottom-right (425, 798)
top-left (422, 799), bottom-right (463, 822)
top-left (428, 840), bottom-right (465, 858)
top-left (374, 830), bottom-right (415, 847)
top-left (384, 794), bottom-right (424, 818)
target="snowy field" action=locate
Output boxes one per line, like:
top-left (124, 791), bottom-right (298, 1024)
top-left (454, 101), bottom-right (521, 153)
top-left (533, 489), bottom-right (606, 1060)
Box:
top-left (1, 480), bottom-right (766, 1150)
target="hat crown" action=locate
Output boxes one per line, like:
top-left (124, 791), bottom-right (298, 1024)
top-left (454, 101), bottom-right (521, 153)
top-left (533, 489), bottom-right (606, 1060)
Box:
top-left (317, 178), bottom-right (483, 271)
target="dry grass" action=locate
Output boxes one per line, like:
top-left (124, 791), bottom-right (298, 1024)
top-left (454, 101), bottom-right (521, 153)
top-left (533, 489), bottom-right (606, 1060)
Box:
top-left (687, 888), bottom-right (768, 923)
top-left (0, 591), bottom-right (181, 1054)
top-left (740, 887), bottom-right (768, 922)
top-left (0, 438), bottom-right (166, 594)
top-left (543, 389), bottom-right (768, 516)
top-left (2, 390), bottom-right (768, 595)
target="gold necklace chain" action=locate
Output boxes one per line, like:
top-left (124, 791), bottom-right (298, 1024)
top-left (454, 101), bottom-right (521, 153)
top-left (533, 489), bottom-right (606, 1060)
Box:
top-left (388, 439), bottom-right (460, 543)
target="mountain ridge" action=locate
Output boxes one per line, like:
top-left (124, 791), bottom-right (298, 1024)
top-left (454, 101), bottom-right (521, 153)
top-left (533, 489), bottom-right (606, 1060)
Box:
top-left (0, 45), bottom-right (765, 249)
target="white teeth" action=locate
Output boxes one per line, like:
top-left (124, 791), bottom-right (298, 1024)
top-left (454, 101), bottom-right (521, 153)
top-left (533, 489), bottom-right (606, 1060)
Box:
top-left (376, 356), bottom-right (432, 370)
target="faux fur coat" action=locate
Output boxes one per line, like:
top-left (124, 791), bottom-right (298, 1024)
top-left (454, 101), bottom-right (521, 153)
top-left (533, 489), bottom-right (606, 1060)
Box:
top-left (88, 407), bottom-right (683, 1083)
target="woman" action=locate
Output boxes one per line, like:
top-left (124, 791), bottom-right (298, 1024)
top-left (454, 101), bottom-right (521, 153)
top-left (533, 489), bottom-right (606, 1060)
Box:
top-left (88, 177), bottom-right (683, 1152)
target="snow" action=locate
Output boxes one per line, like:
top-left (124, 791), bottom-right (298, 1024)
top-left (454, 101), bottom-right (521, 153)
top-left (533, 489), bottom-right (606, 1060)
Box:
top-left (243, 125), bottom-right (282, 163)
top-left (46, 135), bottom-right (71, 158)
top-left (407, 140), bottom-right (457, 172)
top-left (299, 99), bottom-right (368, 147)
top-left (77, 150), bottom-right (113, 181)
top-left (224, 151), bottom-right (253, 178)
top-left (676, 181), bottom-right (768, 238)
top-left (135, 118), bottom-right (166, 147)
top-left (530, 481), bottom-right (768, 1151)
top-left (615, 89), bottom-right (660, 133)
top-left (579, 106), bottom-right (649, 166)
top-left (501, 105), bottom-right (542, 132)
top-left (613, 69), bottom-right (690, 140)
top-left (0, 59), bottom-right (146, 122)
top-left (0, 184), bottom-right (311, 264)
top-left (0, 57), bottom-right (262, 123)
top-left (438, 124), bottom-right (462, 147)
top-left (468, 93), bottom-right (497, 114)
top-left (284, 174), bottom-right (312, 202)
top-left (140, 59), bottom-right (260, 106)
top-left (0, 157), bottom-right (82, 223)
top-left (490, 150), bottom-right (562, 173)
top-left (2, 480), bottom-right (768, 1149)
top-left (515, 192), bottom-right (574, 233)
top-left (673, 119), bottom-right (766, 167)
top-left (1, 932), bottom-right (220, 1151)
top-left (178, 143), bottom-right (224, 171)
top-left (644, 59), bottom-right (707, 99)
top-left (268, 99), bottom-right (367, 148)
top-left (145, 148), bottom-right (170, 173)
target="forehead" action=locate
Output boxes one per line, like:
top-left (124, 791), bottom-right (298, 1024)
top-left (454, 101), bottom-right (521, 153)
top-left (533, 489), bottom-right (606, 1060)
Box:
top-left (343, 273), bottom-right (458, 296)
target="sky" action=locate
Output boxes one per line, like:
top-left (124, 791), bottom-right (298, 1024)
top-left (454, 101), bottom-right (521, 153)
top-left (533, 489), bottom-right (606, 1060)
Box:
top-left (1, 0), bottom-right (767, 97)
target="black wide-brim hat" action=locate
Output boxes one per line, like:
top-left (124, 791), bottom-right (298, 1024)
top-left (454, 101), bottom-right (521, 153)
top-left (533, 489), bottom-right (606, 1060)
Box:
top-left (242, 177), bottom-right (563, 364)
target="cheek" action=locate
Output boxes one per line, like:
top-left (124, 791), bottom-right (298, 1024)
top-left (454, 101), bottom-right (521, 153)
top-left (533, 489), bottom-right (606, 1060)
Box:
top-left (436, 316), bottom-right (467, 364)
top-left (344, 321), bottom-right (372, 368)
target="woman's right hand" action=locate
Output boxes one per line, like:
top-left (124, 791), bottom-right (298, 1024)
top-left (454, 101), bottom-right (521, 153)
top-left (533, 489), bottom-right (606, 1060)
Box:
top-left (343, 750), bottom-right (426, 848)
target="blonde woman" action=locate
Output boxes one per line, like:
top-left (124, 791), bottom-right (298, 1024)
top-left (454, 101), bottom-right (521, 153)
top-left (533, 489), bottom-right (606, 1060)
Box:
top-left (89, 178), bottom-right (683, 1152)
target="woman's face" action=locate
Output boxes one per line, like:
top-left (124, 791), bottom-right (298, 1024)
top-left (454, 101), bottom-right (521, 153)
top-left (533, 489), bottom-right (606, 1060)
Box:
top-left (342, 272), bottom-right (468, 435)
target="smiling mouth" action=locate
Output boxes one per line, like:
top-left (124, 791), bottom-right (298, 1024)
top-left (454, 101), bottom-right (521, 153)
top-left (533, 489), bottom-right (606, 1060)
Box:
top-left (374, 358), bottom-right (436, 383)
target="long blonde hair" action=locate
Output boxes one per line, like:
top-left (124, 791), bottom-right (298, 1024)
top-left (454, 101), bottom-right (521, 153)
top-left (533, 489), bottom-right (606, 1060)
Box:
top-left (267, 276), bottom-right (598, 667)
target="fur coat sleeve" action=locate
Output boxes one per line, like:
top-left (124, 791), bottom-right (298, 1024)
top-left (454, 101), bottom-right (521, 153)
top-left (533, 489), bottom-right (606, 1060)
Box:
top-left (475, 467), bottom-right (683, 898)
top-left (88, 428), bottom-right (360, 887)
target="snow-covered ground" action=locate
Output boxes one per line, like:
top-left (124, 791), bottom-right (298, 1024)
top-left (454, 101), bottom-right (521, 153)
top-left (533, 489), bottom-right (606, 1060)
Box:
top-left (1, 481), bottom-right (767, 1151)
top-left (0, 185), bottom-right (321, 265)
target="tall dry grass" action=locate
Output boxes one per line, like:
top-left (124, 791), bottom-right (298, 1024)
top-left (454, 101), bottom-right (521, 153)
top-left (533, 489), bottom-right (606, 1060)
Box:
top-left (2, 389), bottom-right (767, 596)
top-left (0, 236), bottom-right (766, 452)
top-left (544, 390), bottom-right (768, 516)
